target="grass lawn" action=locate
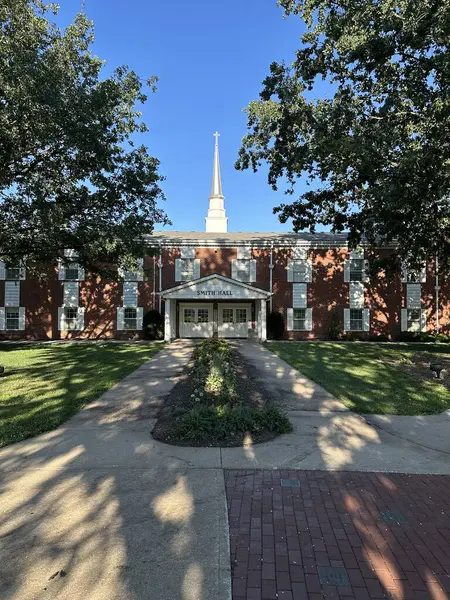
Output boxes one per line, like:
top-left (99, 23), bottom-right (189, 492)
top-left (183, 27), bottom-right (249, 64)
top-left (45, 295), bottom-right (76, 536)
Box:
top-left (269, 342), bottom-right (450, 415)
top-left (0, 342), bottom-right (162, 447)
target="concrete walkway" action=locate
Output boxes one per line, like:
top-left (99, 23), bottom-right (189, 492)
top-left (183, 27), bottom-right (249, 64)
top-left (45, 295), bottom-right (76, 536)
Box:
top-left (2, 340), bottom-right (450, 600)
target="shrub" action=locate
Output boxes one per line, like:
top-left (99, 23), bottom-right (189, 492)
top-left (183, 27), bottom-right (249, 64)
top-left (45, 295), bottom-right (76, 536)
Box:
top-left (367, 334), bottom-right (389, 342)
top-left (143, 309), bottom-right (164, 340)
top-left (326, 308), bottom-right (342, 340)
top-left (173, 404), bottom-right (293, 442)
top-left (435, 333), bottom-right (450, 343)
top-left (267, 311), bottom-right (285, 340)
top-left (394, 332), bottom-right (436, 343)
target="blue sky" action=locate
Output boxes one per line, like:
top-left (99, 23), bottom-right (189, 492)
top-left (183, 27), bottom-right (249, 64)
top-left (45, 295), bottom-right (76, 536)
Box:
top-left (55, 1), bottom-right (309, 232)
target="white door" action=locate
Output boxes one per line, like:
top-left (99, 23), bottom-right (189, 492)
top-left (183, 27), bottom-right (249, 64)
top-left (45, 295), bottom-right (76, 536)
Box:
top-left (218, 304), bottom-right (251, 338)
top-left (180, 304), bottom-right (214, 338)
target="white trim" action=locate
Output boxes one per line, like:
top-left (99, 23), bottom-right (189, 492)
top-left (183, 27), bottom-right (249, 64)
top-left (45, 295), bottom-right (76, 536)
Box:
top-left (63, 281), bottom-right (79, 307)
top-left (160, 274), bottom-right (271, 299)
top-left (117, 307), bottom-right (125, 331)
top-left (180, 247), bottom-right (196, 259)
top-left (286, 308), bottom-right (294, 331)
top-left (0, 307), bottom-right (5, 330)
top-left (349, 282), bottom-right (364, 309)
top-left (293, 283), bottom-right (307, 308)
top-left (5, 281), bottom-right (20, 307)
top-left (76, 307), bottom-right (85, 331)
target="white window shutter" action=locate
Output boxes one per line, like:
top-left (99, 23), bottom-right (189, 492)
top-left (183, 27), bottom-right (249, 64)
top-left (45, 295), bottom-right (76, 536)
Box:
top-left (180, 247), bottom-right (196, 259)
top-left (350, 249), bottom-right (364, 260)
top-left (343, 308), bottom-right (351, 332)
top-left (175, 258), bottom-right (182, 282)
top-left (250, 260), bottom-right (256, 282)
top-left (401, 265), bottom-right (408, 283)
top-left (305, 261), bottom-right (313, 283)
top-left (293, 283), bottom-right (307, 308)
top-left (292, 247), bottom-right (307, 260)
top-left (19, 262), bottom-right (26, 280)
top-left (344, 261), bottom-right (350, 283)
top-left (237, 247), bottom-right (251, 260)
top-left (286, 308), bottom-right (294, 331)
top-left (18, 307), bottom-right (25, 330)
top-left (420, 265), bottom-right (427, 283)
top-left (5, 281), bottom-right (20, 307)
top-left (117, 307), bottom-right (124, 331)
top-left (363, 260), bottom-right (369, 283)
top-left (349, 282), bottom-right (364, 308)
top-left (287, 260), bottom-right (293, 282)
top-left (401, 309), bottom-right (408, 332)
top-left (0, 261), bottom-right (5, 280)
top-left (77, 265), bottom-right (85, 281)
top-left (58, 261), bottom-right (65, 280)
top-left (63, 282), bottom-right (79, 307)
top-left (194, 259), bottom-right (201, 279)
top-left (406, 284), bottom-right (421, 309)
top-left (363, 309), bottom-right (370, 332)
top-left (76, 307), bottom-right (85, 330)
top-left (305, 308), bottom-right (313, 331)
top-left (58, 307), bottom-right (65, 331)
top-left (123, 282), bottom-right (138, 307)
top-left (136, 258), bottom-right (144, 281)
top-left (231, 259), bottom-right (237, 280)
top-left (420, 310), bottom-right (427, 332)
top-left (117, 266), bottom-right (125, 280)
top-left (0, 307), bottom-right (5, 330)
top-left (136, 307), bottom-right (143, 330)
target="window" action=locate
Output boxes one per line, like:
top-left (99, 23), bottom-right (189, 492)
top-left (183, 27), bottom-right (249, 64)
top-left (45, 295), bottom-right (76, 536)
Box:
top-left (222, 308), bottom-right (234, 323)
top-left (236, 309), bottom-right (247, 324)
top-left (406, 270), bottom-right (422, 283)
top-left (180, 259), bottom-right (195, 281)
top-left (64, 307), bottom-right (78, 330)
top-left (349, 308), bottom-right (363, 331)
top-left (124, 307), bottom-right (137, 330)
top-left (292, 260), bottom-right (309, 283)
top-left (65, 263), bottom-right (79, 280)
top-left (407, 309), bottom-right (421, 332)
top-left (293, 308), bottom-right (306, 330)
top-left (5, 267), bottom-right (20, 280)
top-left (350, 259), bottom-right (364, 282)
top-left (184, 308), bottom-right (195, 323)
top-left (234, 260), bottom-right (251, 282)
top-left (197, 309), bottom-right (209, 323)
top-left (5, 307), bottom-right (20, 330)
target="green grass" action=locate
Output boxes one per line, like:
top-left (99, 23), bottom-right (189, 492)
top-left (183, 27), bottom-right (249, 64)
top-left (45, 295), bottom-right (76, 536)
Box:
top-left (269, 342), bottom-right (450, 415)
top-left (0, 342), bottom-right (162, 447)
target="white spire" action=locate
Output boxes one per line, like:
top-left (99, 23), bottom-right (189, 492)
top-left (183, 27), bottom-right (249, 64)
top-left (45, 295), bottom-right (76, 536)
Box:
top-left (205, 132), bottom-right (228, 233)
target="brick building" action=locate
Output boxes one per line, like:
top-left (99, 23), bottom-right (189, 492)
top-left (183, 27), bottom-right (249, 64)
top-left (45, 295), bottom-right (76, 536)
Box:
top-left (0, 134), bottom-right (447, 341)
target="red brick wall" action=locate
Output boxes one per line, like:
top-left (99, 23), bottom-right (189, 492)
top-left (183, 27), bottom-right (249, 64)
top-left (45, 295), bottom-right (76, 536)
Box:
top-left (0, 246), bottom-right (447, 340)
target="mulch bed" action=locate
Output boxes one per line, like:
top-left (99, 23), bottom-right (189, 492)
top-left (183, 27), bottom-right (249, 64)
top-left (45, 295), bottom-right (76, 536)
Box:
top-left (152, 352), bottom-right (281, 447)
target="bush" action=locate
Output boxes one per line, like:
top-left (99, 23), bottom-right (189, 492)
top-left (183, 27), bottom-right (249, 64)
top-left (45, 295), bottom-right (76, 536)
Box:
top-left (394, 332), bottom-right (436, 343)
top-left (173, 404), bottom-right (293, 442)
top-left (267, 311), bottom-right (285, 340)
top-left (143, 309), bottom-right (164, 340)
top-left (367, 334), bottom-right (390, 342)
top-left (326, 308), bottom-right (342, 340)
top-left (435, 333), bottom-right (450, 343)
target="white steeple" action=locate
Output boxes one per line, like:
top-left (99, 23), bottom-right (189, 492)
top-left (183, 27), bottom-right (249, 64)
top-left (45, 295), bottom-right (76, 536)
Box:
top-left (205, 132), bottom-right (228, 233)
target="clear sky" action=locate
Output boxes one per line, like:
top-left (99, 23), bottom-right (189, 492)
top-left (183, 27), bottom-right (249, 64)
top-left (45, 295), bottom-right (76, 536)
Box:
top-left (54, 1), bottom-right (309, 232)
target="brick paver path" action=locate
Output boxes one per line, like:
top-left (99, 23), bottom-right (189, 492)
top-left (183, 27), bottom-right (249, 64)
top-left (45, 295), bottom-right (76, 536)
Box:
top-left (225, 470), bottom-right (450, 600)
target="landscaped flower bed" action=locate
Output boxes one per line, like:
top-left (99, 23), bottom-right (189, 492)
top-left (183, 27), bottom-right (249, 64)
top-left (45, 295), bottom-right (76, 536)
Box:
top-left (152, 339), bottom-right (292, 446)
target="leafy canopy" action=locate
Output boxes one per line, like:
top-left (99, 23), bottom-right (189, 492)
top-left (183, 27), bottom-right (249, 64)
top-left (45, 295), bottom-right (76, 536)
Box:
top-left (237, 0), bottom-right (450, 267)
top-left (0, 0), bottom-right (169, 273)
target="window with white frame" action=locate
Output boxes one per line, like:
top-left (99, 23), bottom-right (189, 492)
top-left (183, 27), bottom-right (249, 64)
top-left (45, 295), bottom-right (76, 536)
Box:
top-left (222, 308), bottom-right (234, 323)
top-left (235, 308), bottom-right (247, 324)
top-left (197, 308), bottom-right (209, 323)
top-left (293, 309), bottom-right (307, 330)
top-left (180, 259), bottom-right (195, 281)
top-left (407, 309), bottom-right (421, 332)
top-left (5, 266), bottom-right (20, 280)
top-left (64, 307), bottom-right (79, 330)
top-left (349, 259), bottom-right (365, 282)
top-left (5, 307), bottom-right (20, 330)
top-left (233, 259), bottom-right (251, 282)
top-left (65, 263), bottom-right (80, 280)
top-left (124, 307), bottom-right (138, 330)
top-left (292, 260), bottom-right (309, 282)
top-left (184, 308), bottom-right (195, 323)
top-left (402, 263), bottom-right (426, 283)
top-left (349, 308), bottom-right (364, 331)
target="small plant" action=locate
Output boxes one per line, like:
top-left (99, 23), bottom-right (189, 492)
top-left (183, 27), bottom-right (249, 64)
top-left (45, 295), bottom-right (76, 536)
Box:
top-left (326, 308), bottom-right (342, 341)
top-left (267, 311), bottom-right (285, 340)
top-left (143, 309), bottom-right (164, 340)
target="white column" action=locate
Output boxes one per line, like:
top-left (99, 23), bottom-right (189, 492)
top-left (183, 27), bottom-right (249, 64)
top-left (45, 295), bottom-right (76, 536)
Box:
top-left (260, 299), bottom-right (267, 342)
top-left (164, 299), bottom-right (171, 342)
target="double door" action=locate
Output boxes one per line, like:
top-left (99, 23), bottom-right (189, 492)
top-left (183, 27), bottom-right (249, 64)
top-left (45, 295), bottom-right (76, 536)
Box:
top-left (218, 304), bottom-right (250, 338)
top-left (179, 303), bottom-right (214, 338)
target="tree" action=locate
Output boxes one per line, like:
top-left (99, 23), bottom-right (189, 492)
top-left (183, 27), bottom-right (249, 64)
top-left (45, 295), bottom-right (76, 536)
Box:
top-left (237, 0), bottom-right (450, 268)
top-left (0, 0), bottom-right (169, 274)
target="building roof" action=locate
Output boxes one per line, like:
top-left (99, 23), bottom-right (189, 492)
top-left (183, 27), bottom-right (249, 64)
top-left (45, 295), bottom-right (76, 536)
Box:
top-left (147, 230), bottom-right (352, 247)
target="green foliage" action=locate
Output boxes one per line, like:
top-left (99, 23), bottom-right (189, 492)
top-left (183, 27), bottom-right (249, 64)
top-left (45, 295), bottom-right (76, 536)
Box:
top-left (394, 332), bottom-right (436, 343)
top-left (267, 311), bottom-right (285, 340)
top-left (173, 404), bottom-right (292, 442)
top-left (0, 0), bottom-right (169, 274)
top-left (435, 333), bottom-right (450, 343)
top-left (143, 309), bottom-right (164, 340)
top-left (237, 0), bottom-right (450, 269)
top-left (192, 339), bottom-right (236, 404)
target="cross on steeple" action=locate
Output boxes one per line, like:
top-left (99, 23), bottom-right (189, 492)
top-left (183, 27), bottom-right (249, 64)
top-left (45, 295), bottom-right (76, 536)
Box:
top-left (213, 131), bottom-right (220, 144)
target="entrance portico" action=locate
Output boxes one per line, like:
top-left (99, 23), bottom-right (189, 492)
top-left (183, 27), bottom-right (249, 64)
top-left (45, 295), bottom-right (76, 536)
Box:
top-left (160, 274), bottom-right (271, 342)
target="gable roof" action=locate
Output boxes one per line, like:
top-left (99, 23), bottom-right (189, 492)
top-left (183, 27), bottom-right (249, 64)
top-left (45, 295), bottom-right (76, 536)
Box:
top-left (159, 273), bottom-right (272, 299)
